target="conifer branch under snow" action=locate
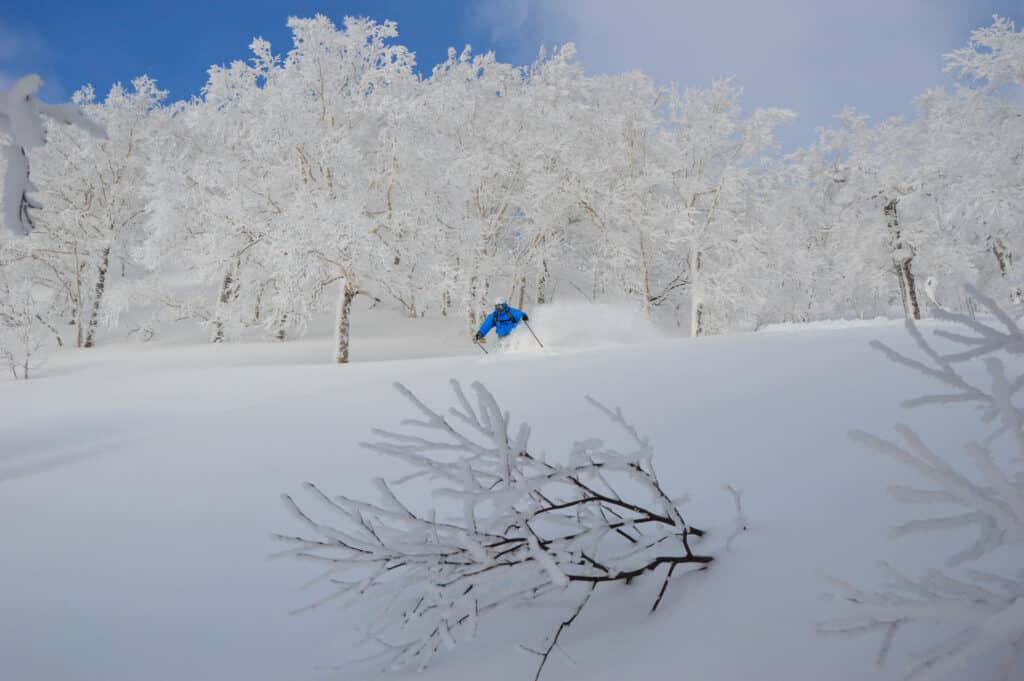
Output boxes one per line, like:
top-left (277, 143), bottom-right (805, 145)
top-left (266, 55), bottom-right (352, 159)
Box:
top-left (277, 380), bottom-right (719, 679)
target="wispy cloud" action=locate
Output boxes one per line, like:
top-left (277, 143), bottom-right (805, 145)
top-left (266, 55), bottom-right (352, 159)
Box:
top-left (470, 0), bottom-right (530, 43)
top-left (0, 18), bottom-right (66, 100)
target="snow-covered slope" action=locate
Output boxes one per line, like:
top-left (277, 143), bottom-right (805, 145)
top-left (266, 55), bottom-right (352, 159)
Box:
top-left (0, 314), bottom-right (1016, 681)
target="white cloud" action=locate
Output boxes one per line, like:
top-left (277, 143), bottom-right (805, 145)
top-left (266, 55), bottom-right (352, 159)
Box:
top-left (0, 18), bottom-right (65, 101)
top-left (477, 0), bottom-right (1016, 147)
top-left (0, 18), bottom-right (49, 63)
top-left (468, 0), bottom-right (533, 45)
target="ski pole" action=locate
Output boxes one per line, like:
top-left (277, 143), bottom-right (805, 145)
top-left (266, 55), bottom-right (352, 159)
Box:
top-left (475, 339), bottom-right (489, 354)
top-left (523, 320), bottom-right (544, 348)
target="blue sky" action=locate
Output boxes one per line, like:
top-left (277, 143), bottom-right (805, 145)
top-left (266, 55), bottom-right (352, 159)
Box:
top-left (2, 1), bottom-right (1022, 149)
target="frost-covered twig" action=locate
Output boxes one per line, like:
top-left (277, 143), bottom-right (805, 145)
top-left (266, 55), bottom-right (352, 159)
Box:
top-left (871, 285), bottom-right (1024, 420)
top-left (849, 426), bottom-right (1023, 565)
top-left (520, 584), bottom-right (595, 681)
top-left (278, 380), bottom-right (720, 679)
top-left (821, 562), bottom-right (1023, 677)
top-left (827, 286), bottom-right (1024, 679)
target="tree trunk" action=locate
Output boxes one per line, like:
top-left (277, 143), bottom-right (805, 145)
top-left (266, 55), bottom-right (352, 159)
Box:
top-left (334, 282), bottom-right (356, 364)
top-left (885, 198), bottom-right (920, 321)
top-left (639, 233), bottom-right (652, 318)
top-left (517, 274), bottom-right (527, 309)
top-left (72, 245), bottom-right (84, 347)
top-left (537, 259), bottom-right (549, 305)
top-left (467, 274), bottom-right (479, 331)
top-left (467, 274), bottom-right (490, 337)
top-left (254, 281), bottom-right (266, 322)
top-left (83, 247), bottom-right (111, 348)
top-left (478, 279), bottom-right (491, 324)
top-left (36, 315), bottom-right (63, 348)
top-left (991, 237), bottom-right (1022, 303)
top-left (211, 262), bottom-right (239, 343)
top-left (689, 248), bottom-right (704, 337)
top-left (992, 237), bottom-right (1011, 276)
top-left (275, 313), bottom-right (288, 342)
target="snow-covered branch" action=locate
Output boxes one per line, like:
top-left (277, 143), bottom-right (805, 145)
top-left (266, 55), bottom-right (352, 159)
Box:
top-left (0, 74), bottom-right (105, 235)
top-left (825, 286), bottom-right (1024, 679)
top-left (277, 380), bottom-right (720, 678)
top-left (821, 562), bottom-right (1024, 679)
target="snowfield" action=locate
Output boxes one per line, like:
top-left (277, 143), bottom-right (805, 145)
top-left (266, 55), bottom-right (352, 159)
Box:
top-left (0, 310), bottom-right (1019, 681)
top-left (2, 11), bottom-right (1022, 681)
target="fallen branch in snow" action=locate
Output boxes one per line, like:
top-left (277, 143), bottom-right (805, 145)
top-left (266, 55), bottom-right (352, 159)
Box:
top-left (824, 285), bottom-right (1024, 679)
top-left (277, 380), bottom-right (724, 679)
top-left (519, 583), bottom-right (595, 681)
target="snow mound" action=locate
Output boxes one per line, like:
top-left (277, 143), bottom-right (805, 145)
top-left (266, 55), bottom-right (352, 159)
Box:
top-left (497, 302), bottom-right (663, 353)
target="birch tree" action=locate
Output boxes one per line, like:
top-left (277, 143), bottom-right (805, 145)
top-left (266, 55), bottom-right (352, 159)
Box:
top-left (29, 78), bottom-right (165, 347)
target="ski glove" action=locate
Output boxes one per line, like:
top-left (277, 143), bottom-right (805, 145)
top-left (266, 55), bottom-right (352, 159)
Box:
top-left (521, 313), bottom-right (529, 321)
top-left (474, 332), bottom-right (484, 341)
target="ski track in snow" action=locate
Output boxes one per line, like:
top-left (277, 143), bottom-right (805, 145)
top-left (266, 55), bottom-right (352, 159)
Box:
top-left (0, 313), bottom-right (1017, 681)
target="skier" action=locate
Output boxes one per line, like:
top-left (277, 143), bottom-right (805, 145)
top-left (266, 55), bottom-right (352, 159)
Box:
top-left (474, 297), bottom-right (528, 345)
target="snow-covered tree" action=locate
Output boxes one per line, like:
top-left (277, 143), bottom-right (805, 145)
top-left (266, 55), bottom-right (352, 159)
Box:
top-left (265, 15), bottom-right (418, 362)
top-left (661, 80), bottom-right (794, 335)
top-left (932, 16), bottom-right (1024, 308)
top-left (0, 275), bottom-right (54, 379)
top-left (945, 16), bottom-right (1024, 91)
top-left (794, 16), bottom-right (1024, 323)
top-left (0, 74), bottom-right (104, 236)
top-left (417, 44), bottom-right (539, 332)
top-left (2, 14), bottom-right (1022, 361)
top-left (141, 50), bottom-right (288, 343)
top-left (29, 78), bottom-right (165, 347)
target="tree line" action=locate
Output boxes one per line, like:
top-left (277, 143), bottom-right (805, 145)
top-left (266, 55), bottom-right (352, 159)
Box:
top-left (1, 15), bottom-right (1022, 373)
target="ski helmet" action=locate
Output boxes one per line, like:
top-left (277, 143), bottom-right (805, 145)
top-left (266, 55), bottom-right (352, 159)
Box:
top-left (494, 296), bottom-right (508, 309)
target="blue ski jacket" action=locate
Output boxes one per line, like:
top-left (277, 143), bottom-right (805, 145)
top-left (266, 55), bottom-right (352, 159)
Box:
top-left (478, 306), bottom-right (526, 338)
